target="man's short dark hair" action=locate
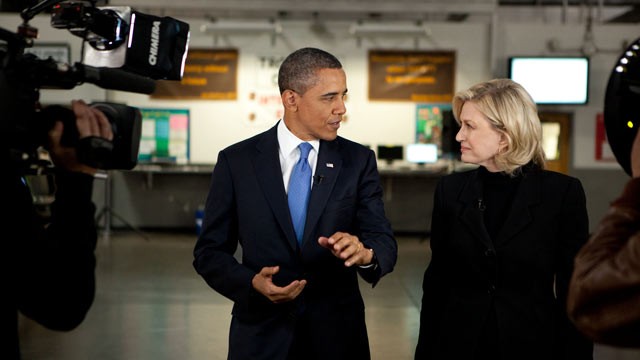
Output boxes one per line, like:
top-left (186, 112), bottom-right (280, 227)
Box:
top-left (278, 47), bottom-right (342, 94)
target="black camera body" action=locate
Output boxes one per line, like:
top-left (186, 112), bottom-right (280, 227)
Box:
top-left (604, 37), bottom-right (640, 176)
top-left (1, 0), bottom-right (190, 172)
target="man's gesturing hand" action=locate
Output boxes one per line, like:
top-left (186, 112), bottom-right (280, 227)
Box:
top-left (251, 266), bottom-right (307, 303)
top-left (318, 231), bottom-right (374, 267)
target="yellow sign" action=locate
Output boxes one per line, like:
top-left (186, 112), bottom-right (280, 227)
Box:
top-left (368, 50), bottom-right (455, 102)
top-left (152, 49), bottom-right (238, 100)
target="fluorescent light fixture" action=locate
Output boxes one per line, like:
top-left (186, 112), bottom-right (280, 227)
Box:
top-left (349, 22), bottom-right (430, 37)
top-left (200, 20), bottom-right (282, 35)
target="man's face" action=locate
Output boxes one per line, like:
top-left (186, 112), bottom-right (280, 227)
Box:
top-left (285, 68), bottom-right (347, 141)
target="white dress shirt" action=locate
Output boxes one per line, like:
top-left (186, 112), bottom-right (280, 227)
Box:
top-left (277, 120), bottom-right (319, 194)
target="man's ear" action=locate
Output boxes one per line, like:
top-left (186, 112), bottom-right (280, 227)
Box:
top-left (282, 90), bottom-right (298, 112)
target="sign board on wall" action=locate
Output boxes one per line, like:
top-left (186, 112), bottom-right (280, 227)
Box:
top-left (152, 49), bottom-right (238, 100)
top-left (368, 50), bottom-right (455, 102)
top-left (416, 103), bottom-right (451, 152)
top-left (247, 55), bottom-right (286, 126)
top-left (138, 108), bottom-right (190, 164)
top-left (24, 43), bottom-right (71, 63)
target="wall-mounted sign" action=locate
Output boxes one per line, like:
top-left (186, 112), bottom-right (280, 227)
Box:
top-left (152, 48), bottom-right (238, 100)
top-left (368, 50), bottom-right (455, 102)
top-left (138, 108), bottom-right (190, 164)
top-left (24, 43), bottom-right (71, 64)
top-left (416, 103), bottom-right (451, 150)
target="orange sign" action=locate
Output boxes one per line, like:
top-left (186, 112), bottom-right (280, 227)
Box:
top-left (368, 50), bottom-right (455, 102)
top-left (152, 48), bottom-right (238, 100)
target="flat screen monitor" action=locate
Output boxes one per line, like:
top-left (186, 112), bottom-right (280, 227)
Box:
top-left (377, 145), bottom-right (403, 165)
top-left (508, 56), bottom-right (589, 105)
top-left (406, 143), bottom-right (438, 164)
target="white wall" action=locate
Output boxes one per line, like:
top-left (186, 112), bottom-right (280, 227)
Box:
top-left (498, 22), bottom-right (640, 169)
top-left (106, 19), bottom-right (491, 164)
top-left (2, 12), bottom-right (638, 168)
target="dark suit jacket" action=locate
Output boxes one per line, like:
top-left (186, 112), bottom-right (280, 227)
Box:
top-left (193, 123), bottom-right (397, 360)
top-left (3, 168), bottom-right (97, 359)
top-left (415, 167), bottom-right (593, 360)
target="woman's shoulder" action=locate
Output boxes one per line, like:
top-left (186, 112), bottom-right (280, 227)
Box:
top-left (437, 168), bottom-right (478, 193)
top-left (535, 169), bottom-right (582, 185)
top-left (528, 170), bottom-right (585, 201)
top-left (444, 167), bottom-right (478, 181)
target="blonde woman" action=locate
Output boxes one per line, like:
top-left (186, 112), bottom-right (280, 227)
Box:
top-left (415, 79), bottom-right (593, 359)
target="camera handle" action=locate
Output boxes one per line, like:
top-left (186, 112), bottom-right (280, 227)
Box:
top-left (21, 0), bottom-right (68, 22)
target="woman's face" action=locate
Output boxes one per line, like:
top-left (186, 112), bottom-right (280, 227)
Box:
top-left (455, 101), bottom-right (506, 172)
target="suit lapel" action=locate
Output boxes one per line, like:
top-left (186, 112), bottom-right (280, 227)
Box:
top-left (252, 124), bottom-right (299, 251)
top-left (458, 170), bottom-right (494, 250)
top-left (303, 139), bottom-right (342, 247)
top-left (495, 170), bottom-right (541, 245)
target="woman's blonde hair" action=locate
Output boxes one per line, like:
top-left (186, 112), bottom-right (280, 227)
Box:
top-left (452, 78), bottom-right (546, 175)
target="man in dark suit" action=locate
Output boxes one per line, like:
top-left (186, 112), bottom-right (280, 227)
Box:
top-left (193, 47), bottom-right (397, 360)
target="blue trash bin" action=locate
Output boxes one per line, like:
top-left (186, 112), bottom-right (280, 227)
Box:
top-left (195, 206), bottom-right (204, 235)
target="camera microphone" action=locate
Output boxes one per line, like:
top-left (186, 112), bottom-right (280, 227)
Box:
top-left (27, 58), bottom-right (156, 95)
top-left (313, 175), bottom-right (325, 185)
top-left (77, 64), bottom-right (157, 94)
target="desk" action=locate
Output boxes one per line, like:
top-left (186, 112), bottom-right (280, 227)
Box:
top-left (133, 163), bottom-right (214, 189)
top-left (107, 162), bottom-right (452, 234)
top-left (378, 165), bottom-right (449, 236)
top-left (103, 165), bottom-right (214, 230)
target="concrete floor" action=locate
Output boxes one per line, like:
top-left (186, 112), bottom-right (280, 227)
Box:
top-left (18, 231), bottom-right (640, 359)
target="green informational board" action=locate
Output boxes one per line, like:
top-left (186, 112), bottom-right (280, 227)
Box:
top-left (138, 108), bottom-right (190, 164)
top-left (416, 103), bottom-right (451, 150)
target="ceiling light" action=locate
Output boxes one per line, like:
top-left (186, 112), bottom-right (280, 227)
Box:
top-left (200, 20), bottom-right (282, 35)
top-left (349, 22), bottom-right (431, 37)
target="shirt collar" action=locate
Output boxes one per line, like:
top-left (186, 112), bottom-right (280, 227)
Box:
top-left (277, 119), bottom-right (319, 156)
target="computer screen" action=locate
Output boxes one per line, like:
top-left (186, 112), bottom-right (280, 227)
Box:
top-left (377, 145), bottom-right (403, 165)
top-left (406, 143), bottom-right (438, 164)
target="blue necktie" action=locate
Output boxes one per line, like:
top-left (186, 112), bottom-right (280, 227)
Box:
top-left (288, 142), bottom-right (313, 245)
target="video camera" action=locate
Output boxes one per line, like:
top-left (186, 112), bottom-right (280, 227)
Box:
top-left (604, 37), bottom-right (640, 176)
top-left (1, 0), bottom-right (190, 172)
